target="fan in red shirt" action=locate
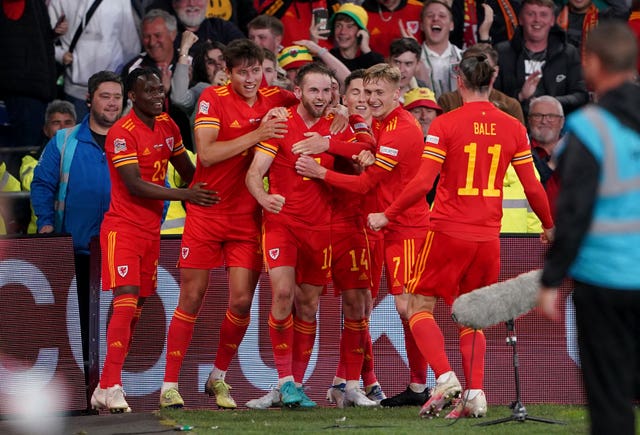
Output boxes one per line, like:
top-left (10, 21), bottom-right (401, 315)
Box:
top-left (160, 39), bottom-right (297, 410)
top-left (295, 63), bottom-right (431, 407)
top-left (91, 67), bottom-right (218, 414)
top-left (368, 54), bottom-right (554, 419)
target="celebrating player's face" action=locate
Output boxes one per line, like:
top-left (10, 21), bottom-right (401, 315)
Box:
top-left (229, 60), bottom-right (263, 102)
top-left (364, 78), bottom-right (400, 120)
top-left (297, 72), bottom-right (333, 119)
top-left (343, 78), bottom-right (371, 121)
top-left (131, 73), bottom-right (165, 118)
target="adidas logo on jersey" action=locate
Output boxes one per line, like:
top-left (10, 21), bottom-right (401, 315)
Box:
top-left (230, 120), bottom-right (241, 128)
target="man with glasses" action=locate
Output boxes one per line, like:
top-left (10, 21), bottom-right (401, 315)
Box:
top-left (528, 95), bottom-right (564, 217)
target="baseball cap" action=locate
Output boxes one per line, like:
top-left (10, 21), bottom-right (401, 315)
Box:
top-left (278, 45), bottom-right (313, 70)
top-left (329, 3), bottom-right (368, 32)
top-left (403, 87), bottom-right (443, 113)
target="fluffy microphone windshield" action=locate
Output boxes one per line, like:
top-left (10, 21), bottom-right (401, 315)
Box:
top-left (451, 269), bottom-right (541, 329)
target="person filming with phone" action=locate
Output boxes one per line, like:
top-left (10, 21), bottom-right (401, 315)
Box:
top-left (311, 3), bottom-right (384, 72)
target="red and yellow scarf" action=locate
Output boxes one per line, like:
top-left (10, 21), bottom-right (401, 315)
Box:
top-left (557, 3), bottom-right (598, 58)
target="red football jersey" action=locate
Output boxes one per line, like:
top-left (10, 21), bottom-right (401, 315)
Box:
top-left (366, 0), bottom-right (424, 57)
top-left (370, 106), bottom-right (429, 238)
top-left (324, 105), bottom-right (430, 239)
top-left (191, 84), bottom-right (297, 218)
top-left (257, 106), bottom-right (362, 228)
top-left (426, 101), bottom-right (537, 240)
top-left (102, 111), bottom-right (185, 238)
top-left (330, 115), bottom-right (376, 228)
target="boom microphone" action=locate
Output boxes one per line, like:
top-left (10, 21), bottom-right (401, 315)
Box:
top-left (451, 270), bottom-right (541, 329)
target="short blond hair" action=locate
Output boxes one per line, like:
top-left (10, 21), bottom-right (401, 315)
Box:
top-left (363, 63), bottom-right (401, 86)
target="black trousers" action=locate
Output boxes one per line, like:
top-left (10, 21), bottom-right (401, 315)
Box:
top-left (573, 282), bottom-right (639, 435)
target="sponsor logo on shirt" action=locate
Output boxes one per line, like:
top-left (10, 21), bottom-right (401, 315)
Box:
top-left (269, 248), bottom-right (280, 260)
top-left (153, 144), bottom-right (163, 149)
top-left (426, 134), bottom-right (440, 144)
top-left (114, 138), bottom-right (127, 154)
top-left (230, 120), bottom-right (241, 128)
top-left (143, 148), bottom-right (151, 155)
top-left (199, 100), bottom-right (209, 114)
top-left (117, 265), bottom-right (128, 277)
top-left (555, 74), bottom-right (566, 83)
top-left (166, 137), bottom-right (174, 151)
top-left (379, 146), bottom-right (399, 157)
top-left (354, 122), bottom-right (368, 130)
top-left (181, 247), bottom-right (189, 259)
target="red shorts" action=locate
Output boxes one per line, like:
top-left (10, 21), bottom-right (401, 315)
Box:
top-left (384, 237), bottom-right (426, 295)
top-left (179, 212), bottom-right (262, 271)
top-left (407, 231), bottom-right (500, 305)
top-left (100, 228), bottom-right (159, 297)
top-left (263, 220), bottom-right (331, 286)
top-left (367, 235), bottom-right (384, 298)
top-left (331, 224), bottom-right (371, 295)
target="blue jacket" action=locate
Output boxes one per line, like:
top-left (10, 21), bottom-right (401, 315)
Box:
top-left (31, 115), bottom-right (111, 255)
top-left (566, 107), bottom-right (640, 290)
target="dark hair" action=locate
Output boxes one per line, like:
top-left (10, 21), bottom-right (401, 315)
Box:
top-left (389, 38), bottom-right (422, 60)
top-left (344, 69), bottom-right (366, 92)
top-left (457, 54), bottom-right (495, 92)
top-left (223, 39), bottom-right (265, 70)
top-left (192, 40), bottom-right (226, 84)
top-left (585, 21), bottom-right (638, 73)
top-left (88, 70), bottom-right (124, 102)
top-left (125, 67), bottom-right (161, 95)
top-left (463, 43), bottom-right (498, 66)
top-left (247, 14), bottom-right (284, 37)
top-left (294, 62), bottom-right (334, 87)
top-left (262, 47), bottom-right (277, 64)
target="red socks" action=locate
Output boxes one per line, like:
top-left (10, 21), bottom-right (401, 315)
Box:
top-left (361, 326), bottom-right (378, 386)
top-left (100, 294), bottom-right (138, 388)
top-left (402, 318), bottom-right (428, 385)
top-left (341, 318), bottom-right (367, 381)
top-left (459, 327), bottom-right (485, 389)
top-left (292, 316), bottom-right (316, 383)
top-left (408, 311), bottom-right (452, 378)
top-left (268, 313), bottom-right (294, 379)
top-left (164, 308), bottom-right (198, 383)
top-left (214, 309), bottom-right (250, 371)
top-left (125, 307), bottom-right (142, 356)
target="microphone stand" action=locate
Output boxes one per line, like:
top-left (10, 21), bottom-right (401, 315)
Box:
top-left (476, 319), bottom-right (564, 427)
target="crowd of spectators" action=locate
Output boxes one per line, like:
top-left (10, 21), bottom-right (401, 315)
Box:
top-left (1, 0), bottom-right (638, 423)
top-left (1, 0), bottom-right (636, 241)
